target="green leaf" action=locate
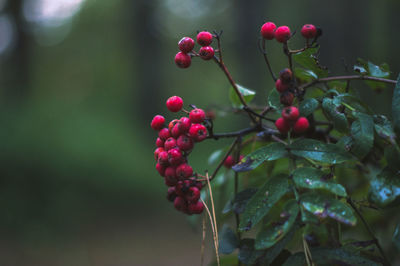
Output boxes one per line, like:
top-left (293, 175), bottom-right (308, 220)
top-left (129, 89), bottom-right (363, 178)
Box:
top-left (392, 74), bottom-right (400, 135)
top-left (322, 98), bottom-right (349, 133)
top-left (208, 149), bottom-right (223, 165)
top-left (368, 167), bottom-right (400, 207)
top-left (293, 47), bottom-right (328, 78)
top-left (292, 167), bottom-right (347, 197)
top-left (239, 175), bottom-right (289, 231)
top-left (301, 192), bottom-right (357, 226)
top-left (374, 115), bottom-right (396, 144)
top-left (223, 188), bottom-right (258, 214)
top-left (351, 112), bottom-right (374, 159)
top-left (353, 65), bottom-right (367, 75)
top-left (255, 200), bottom-right (299, 249)
top-left (295, 67), bottom-right (318, 83)
top-left (385, 146), bottom-right (400, 171)
top-left (354, 59), bottom-right (390, 90)
top-left (232, 142), bottom-right (288, 172)
top-left (229, 84), bottom-right (256, 108)
top-left (290, 139), bottom-right (353, 164)
top-left (238, 239), bottom-right (265, 265)
top-left (219, 224), bottom-right (239, 254)
top-left (268, 88), bottom-right (284, 112)
top-left (299, 98), bottom-right (319, 117)
top-left (393, 223), bottom-right (400, 251)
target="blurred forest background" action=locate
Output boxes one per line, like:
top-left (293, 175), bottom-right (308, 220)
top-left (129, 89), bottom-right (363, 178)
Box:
top-left (0, 0), bottom-right (399, 265)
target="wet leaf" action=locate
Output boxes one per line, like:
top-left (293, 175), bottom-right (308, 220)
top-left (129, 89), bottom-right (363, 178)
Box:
top-left (229, 84), bottom-right (256, 108)
top-left (293, 47), bottom-right (328, 77)
top-left (219, 224), bottom-right (239, 254)
top-left (295, 67), bottom-right (318, 83)
top-left (292, 167), bottom-right (347, 197)
top-left (351, 112), bottom-right (374, 159)
top-left (268, 88), bottom-right (284, 112)
top-left (239, 175), bottom-right (289, 231)
top-left (290, 139), bottom-right (353, 164)
top-left (392, 74), bottom-right (400, 135)
top-left (301, 192), bottom-right (357, 226)
top-left (223, 188), bottom-right (258, 214)
top-left (385, 146), bottom-right (400, 171)
top-left (354, 59), bottom-right (390, 90)
top-left (322, 98), bottom-right (349, 133)
top-left (208, 149), bottom-right (223, 165)
top-left (299, 98), bottom-right (319, 117)
top-left (255, 200), bottom-right (299, 249)
top-left (368, 167), bottom-right (400, 207)
top-left (238, 239), bottom-right (265, 265)
top-left (232, 142), bottom-right (288, 172)
top-left (393, 223), bottom-right (400, 251)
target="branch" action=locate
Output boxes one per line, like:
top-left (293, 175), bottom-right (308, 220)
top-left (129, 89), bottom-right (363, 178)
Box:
top-left (259, 38), bottom-right (277, 81)
top-left (300, 75), bottom-right (397, 90)
top-left (207, 125), bottom-right (261, 140)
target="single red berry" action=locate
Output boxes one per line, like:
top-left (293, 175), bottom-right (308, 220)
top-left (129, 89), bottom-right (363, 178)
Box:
top-left (260, 22), bottom-right (276, 40)
top-left (168, 148), bottom-right (183, 166)
top-left (174, 196), bottom-right (188, 212)
top-left (164, 137), bottom-right (177, 151)
top-left (156, 163), bottom-right (166, 176)
top-left (154, 147), bottom-right (165, 161)
top-left (282, 106), bottom-right (300, 121)
top-left (165, 166), bottom-right (178, 186)
top-left (178, 37), bottom-right (195, 53)
top-left (279, 68), bottom-right (293, 83)
top-left (176, 163), bottom-right (193, 179)
top-left (167, 187), bottom-right (177, 202)
top-left (188, 201), bottom-right (204, 214)
top-left (275, 79), bottom-right (289, 93)
top-left (189, 108), bottom-right (206, 123)
top-left (224, 155), bottom-right (235, 168)
top-left (189, 123), bottom-right (208, 142)
top-left (199, 46), bottom-right (215, 60)
top-left (150, 115), bottom-right (165, 131)
top-left (280, 92), bottom-right (294, 106)
top-left (171, 123), bottom-right (183, 138)
top-left (168, 119), bottom-right (179, 132)
top-left (275, 117), bottom-right (291, 134)
top-left (178, 117), bottom-right (191, 133)
top-left (175, 180), bottom-right (191, 197)
top-left (158, 151), bottom-right (169, 165)
top-left (158, 128), bottom-right (171, 140)
top-left (166, 96), bottom-right (183, 112)
top-left (156, 137), bottom-right (164, 148)
top-left (186, 186), bottom-right (201, 202)
top-left (177, 134), bottom-right (194, 151)
top-left (275, 26), bottom-right (291, 43)
top-left (196, 31), bottom-right (213, 46)
top-left (175, 52), bottom-right (191, 68)
top-left (293, 117), bottom-right (310, 133)
top-left (301, 24), bottom-right (317, 39)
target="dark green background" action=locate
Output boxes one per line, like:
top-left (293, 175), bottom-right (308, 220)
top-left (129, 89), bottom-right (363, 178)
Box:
top-left (0, 0), bottom-right (399, 265)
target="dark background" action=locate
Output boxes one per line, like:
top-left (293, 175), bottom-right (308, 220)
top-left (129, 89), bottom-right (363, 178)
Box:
top-left (0, 0), bottom-right (399, 265)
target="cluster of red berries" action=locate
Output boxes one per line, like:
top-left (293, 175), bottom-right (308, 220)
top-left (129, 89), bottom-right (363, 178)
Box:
top-left (276, 68), bottom-right (296, 106)
top-left (151, 96), bottom-right (209, 215)
top-left (260, 22), bottom-right (318, 43)
top-left (174, 31), bottom-right (215, 69)
top-left (275, 106), bottom-right (309, 134)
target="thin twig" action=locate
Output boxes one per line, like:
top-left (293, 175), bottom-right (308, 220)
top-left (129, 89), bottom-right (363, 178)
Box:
top-left (209, 138), bottom-right (240, 181)
top-left (206, 172), bottom-right (220, 266)
top-left (259, 38), bottom-right (277, 81)
top-left (201, 198), bottom-right (219, 266)
top-left (207, 125), bottom-right (261, 140)
top-left (300, 75), bottom-right (397, 90)
top-left (200, 214), bottom-right (206, 266)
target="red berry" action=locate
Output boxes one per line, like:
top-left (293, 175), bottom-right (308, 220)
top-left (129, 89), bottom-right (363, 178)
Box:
top-left (168, 148), bottom-right (183, 166)
top-left (174, 196), bottom-right (188, 212)
top-left (188, 201), bottom-right (204, 214)
top-left (280, 92), bottom-right (294, 106)
top-left (167, 187), bottom-right (177, 202)
top-left (279, 68), bottom-right (293, 83)
top-left (158, 151), bottom-right (169, 165)
top-left (175, 52), bottom-right (191, 68)
top-left (156, 163), bottom-right (166, 176)
top-left (156, 137), bottom-right (164, 148)
top-left (196, 31), bottom-right (213, 46)
top-left (175, 180), bottom-right (191, 196)
top-left (165, 166), bottom-right (178, 186)
top-left (151, 115), bottom-right (165, 131)
top-left (282, 106), bottom-right (300, 121)
top-left (166, 96), bottom-right (183, 112)
top-left (186, 186), bottom-right (200, 202)
top-left (293, 117), bottom-right (310, 133)
top-left (154, 147), bottom-right (165, 161)
top-left (224, 155), bottom-right (235, 168)
top-left (301, 24), bottom-right (317, 39)
top-left (164, 137), bottom-right (177, 151)
top-left (189, 108), bottom-right (206, 123)
top-left (275, 117), bottom-right (291, 134)
top-left (199, 46), bottom-right (215, 60)
top-left (158, 128), bottom-right (171, 140)
top-left (189, 123), bottom-right (208, 142)
top-left (275, 26), bottom-right (291, 43)
top-left (275, 79), bottom-right (289, 93)
top-left (178, 117), bottom-right (191, 133)
top-left (176, 163), bottom-right (193, 179)
top-left (171, 124), bottom-right (183, 138)
top-left (178, 37), bottom-right (195, 53)
top-left (260, 22), bottom-right (276, 40)
top-left (168, 119), bottom-right (179, 132)
top-left (177, 134), bottom-right (194, 151)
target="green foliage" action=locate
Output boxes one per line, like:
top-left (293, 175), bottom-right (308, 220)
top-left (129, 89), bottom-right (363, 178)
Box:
top-left (229, 84), bottom-right (256, 108)
top-left (293, 47), bottom-right (328, 78)
top-left (392, 74), bottom-right (400, 134)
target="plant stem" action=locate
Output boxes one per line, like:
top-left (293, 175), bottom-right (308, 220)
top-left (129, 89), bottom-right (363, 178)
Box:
top-left (347, 197), bottom-right (391, 266)
top-left (233, 138), bottom-right (242, 266)
top-left (207, 125), bottom-right (261, 140)
top-left (260, 38), bottom-right (277, 81)
top-left (300, 75), bottom-right (397, 90)
top-left (209, 138), bottom-right (240, 181)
